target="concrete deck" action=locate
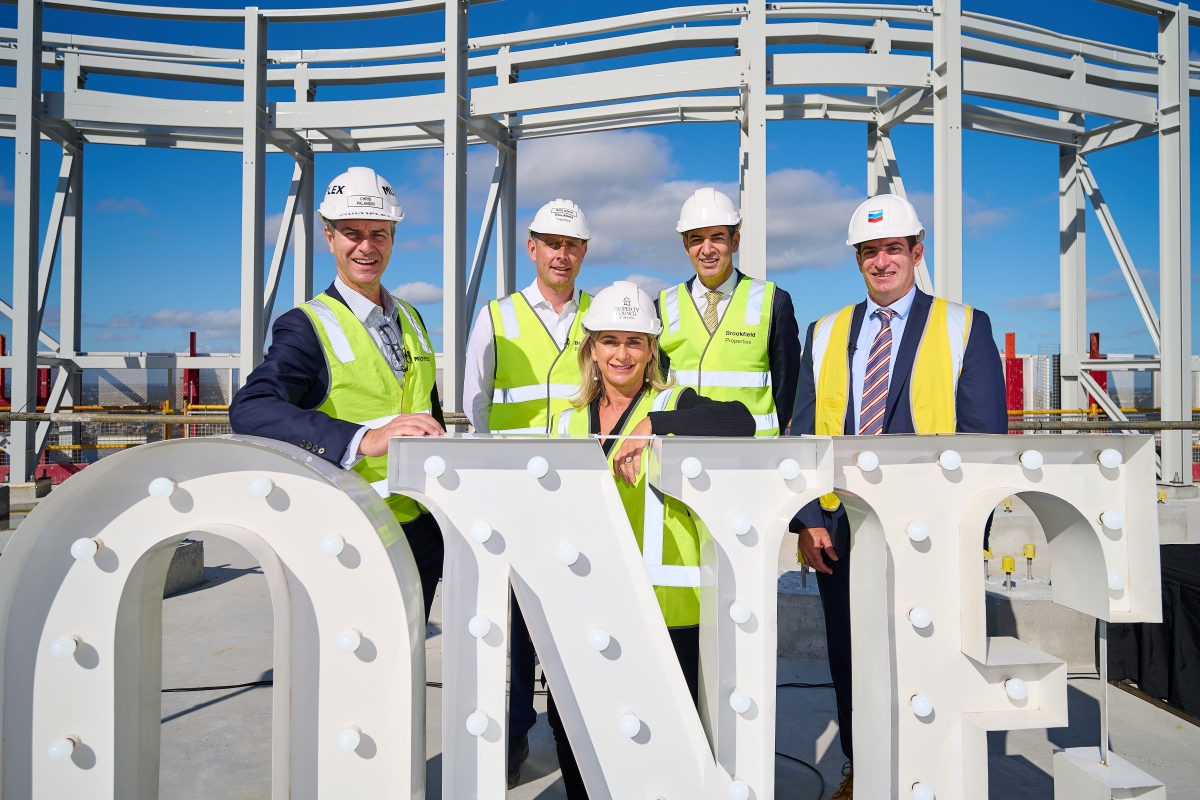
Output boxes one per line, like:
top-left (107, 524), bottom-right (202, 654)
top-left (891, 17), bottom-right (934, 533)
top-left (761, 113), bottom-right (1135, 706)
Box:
top-left (139, 532), bottom-right (1200, 799)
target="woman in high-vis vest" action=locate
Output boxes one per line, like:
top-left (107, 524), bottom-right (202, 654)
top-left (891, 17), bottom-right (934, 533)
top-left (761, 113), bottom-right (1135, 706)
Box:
top-left (547, 280), bottom-right (754, 800)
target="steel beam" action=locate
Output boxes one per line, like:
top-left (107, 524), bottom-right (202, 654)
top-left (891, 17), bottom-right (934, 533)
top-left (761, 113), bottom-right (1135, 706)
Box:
top-left (264, 159), bottom-right (305, 336)
top-left (1157, 3), bottom-right (1193, 485)
top-left (933, 0), bottom-right (963, 301)
top-left (36, 149), bottom-right (76, 332)
top-left (441, 0), bottom-right (469, 416)
top-left (738, 5), bottom-right (767, 279)
top-left (464, 150), bottom-right (505, 322)
top-left (239, 9), bottom-right (267, 386)
top-left (9, 0), bottom-right (43, 481)
top-left (1059, 149), bottom-right (1089, 412)
top-left (294, 151), bottom-right (315, 309)
top-left (56, 125), bottom-right (84, 468)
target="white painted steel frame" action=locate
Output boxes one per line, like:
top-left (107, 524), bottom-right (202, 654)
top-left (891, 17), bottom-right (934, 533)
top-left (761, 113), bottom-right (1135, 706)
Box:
top-left (2, 0), bottom-right (1195, 484)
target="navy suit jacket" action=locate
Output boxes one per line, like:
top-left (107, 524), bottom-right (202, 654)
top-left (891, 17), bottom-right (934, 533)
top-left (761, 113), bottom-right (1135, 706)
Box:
top-left (229, 283), bottom-right (445, 467)
top-left (792, 289), bottom-right (1006, 531)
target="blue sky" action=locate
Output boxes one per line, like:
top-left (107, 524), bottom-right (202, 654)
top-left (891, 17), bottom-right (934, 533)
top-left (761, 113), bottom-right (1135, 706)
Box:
top-left (0, 0), bottom-right (1192, 358)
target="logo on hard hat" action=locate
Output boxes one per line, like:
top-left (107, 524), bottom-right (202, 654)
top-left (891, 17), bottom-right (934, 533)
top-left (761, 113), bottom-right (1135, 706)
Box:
top-left (552, 208), bottom-right (578, 221)
top-left (350, 196), bottom-right (383, 208)
top-left (615, 296), bottom-right (638, 320)
top-left (867, 210), bottom-right (884, 224)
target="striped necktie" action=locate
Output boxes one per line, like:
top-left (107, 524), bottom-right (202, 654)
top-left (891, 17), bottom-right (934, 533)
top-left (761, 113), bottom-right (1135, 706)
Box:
top-left (859, 308), bottom-right (898, 435)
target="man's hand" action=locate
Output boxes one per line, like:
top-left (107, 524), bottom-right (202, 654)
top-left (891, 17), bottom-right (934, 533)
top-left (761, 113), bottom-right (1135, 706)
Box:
top-left (611, 418), bottom-right (654, 485)
top-left (798, 526), bottom-right (839, 574)
top-left (358, 413), bottom-right (444, 457)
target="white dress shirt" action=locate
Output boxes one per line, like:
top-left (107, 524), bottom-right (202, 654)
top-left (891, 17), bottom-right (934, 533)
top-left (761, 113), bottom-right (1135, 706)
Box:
top-left (333, 276), bottom-right (411, 467)
top-left (688, 269), bottom-right (739, 323)
top-left (849, 285), bottom-right (916, 434)
top-left (463, 280), bottom-right (582, 432)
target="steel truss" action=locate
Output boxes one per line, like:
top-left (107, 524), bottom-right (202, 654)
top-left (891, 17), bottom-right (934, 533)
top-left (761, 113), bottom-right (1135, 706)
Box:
top-left (0, 0), bottom-right (1195, 483)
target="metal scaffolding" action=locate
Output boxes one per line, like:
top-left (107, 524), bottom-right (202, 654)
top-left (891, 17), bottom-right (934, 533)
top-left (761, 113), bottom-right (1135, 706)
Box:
top-left (1, 0), bottom-right (1195, 484)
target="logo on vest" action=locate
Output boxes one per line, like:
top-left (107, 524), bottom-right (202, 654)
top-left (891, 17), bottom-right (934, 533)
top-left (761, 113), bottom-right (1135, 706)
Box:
top-left (724, 329), bottom-right (756, 344)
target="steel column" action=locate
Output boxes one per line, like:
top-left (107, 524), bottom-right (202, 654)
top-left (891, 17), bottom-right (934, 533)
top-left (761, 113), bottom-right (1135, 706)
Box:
top-left (1157, 3), bottom-right (1193, 484)
top-left (1059, 148), bottom-right (1089, 411)
top-left (932, 0), bottom-right (963, 301)
top-left (239, 9), bottom-right (268, 386)
top-left (57, 134), bottom-right (84, 457)
top-left (737, 3), bottom-right (767, 279)
top-left (294, 151), bottom-right (315, 309)
top-left (9, 0), bottom-right (43, 481)
top-left (441, 0), bottom-right (470, 414)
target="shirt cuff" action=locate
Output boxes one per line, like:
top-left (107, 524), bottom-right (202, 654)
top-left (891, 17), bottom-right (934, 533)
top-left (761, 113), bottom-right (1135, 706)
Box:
top-left (341, 426), bottom-right (369, 469)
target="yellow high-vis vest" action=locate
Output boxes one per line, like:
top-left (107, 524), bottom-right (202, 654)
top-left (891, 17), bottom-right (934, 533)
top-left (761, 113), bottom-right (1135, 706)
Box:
top-left (300, 292), bottom-right (437, 531)
top-left (658, 276), bottom-right (779, 435)
top-left (488, 292), bottom-right (592, 434)
top-left (809, 296), bottom-right (973, 510)
top-left (553, 387), bottom-right (704, 628)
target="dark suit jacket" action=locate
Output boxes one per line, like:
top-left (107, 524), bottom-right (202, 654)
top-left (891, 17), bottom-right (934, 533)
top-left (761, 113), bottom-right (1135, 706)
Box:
top-left (229, 283), bottom-right (445, 466)
top-left (792, 288), bottom-right (1006, 530)
top-left (655, 270), bottom-right (802, 431)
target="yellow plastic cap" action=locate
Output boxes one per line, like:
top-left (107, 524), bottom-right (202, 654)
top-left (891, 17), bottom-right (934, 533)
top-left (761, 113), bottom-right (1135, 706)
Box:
top-left (1001, 555), bottom-right (1015, 573)
top-left (1023, 544), bottom-right (1036, 559)
top-left (983, 548), bottom-right (993, 560)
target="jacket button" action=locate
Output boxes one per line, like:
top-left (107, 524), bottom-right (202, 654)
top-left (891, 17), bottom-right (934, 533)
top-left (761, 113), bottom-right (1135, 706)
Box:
top-left (318, 447), bottom-right (325, 454)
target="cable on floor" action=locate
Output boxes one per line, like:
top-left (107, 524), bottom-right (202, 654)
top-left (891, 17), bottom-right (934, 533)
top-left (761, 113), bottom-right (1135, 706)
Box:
top-left (778, 682), bottom-right (834, 689)
top-left (162, 680), bottom-right (273, 693)
top-left (775, 750), bottom-right (826, 800)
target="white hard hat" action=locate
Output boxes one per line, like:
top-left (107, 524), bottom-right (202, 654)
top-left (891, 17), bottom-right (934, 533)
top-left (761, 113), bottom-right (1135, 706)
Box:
top-left (582, 281), bottom-right (663, 336)
top-left (318, 166), bottom-right (404, 222)
top-left (676, 187), bottom-right (741, 234)
top-left (529, 198), bottom-right (591, 241)
top-left (846, 193), bottom-right (924, 246)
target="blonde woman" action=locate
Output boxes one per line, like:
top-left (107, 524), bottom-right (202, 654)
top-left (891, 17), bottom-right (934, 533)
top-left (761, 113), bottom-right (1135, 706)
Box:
top-left (549, 280), bottom-right (753, 799)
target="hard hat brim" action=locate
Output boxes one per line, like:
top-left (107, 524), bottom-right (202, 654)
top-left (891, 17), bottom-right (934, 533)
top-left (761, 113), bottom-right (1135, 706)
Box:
top-left (581, 319), bottom-right (664, 336)
top-left (847, 226), bottom-right (924, 247)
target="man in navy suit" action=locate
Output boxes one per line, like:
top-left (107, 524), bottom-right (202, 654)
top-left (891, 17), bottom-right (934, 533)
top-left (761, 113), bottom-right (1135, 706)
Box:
top-left (790, 194), bottom-right (1006, 799)
top-left (231, 166), bottom-right (446, 620)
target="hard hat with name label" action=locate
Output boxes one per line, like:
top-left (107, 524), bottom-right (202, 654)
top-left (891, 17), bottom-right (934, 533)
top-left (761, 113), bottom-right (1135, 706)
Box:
top-left (582, 280), bottom-right (663, 336)
top-left (318, 166), bottom-right (405, 222)
top-left (676, 187), bottom-right (741, 234)
top-left (846, 193), bottom-right (924, 246)
top-left (529, 198), bottom-right (591, 241)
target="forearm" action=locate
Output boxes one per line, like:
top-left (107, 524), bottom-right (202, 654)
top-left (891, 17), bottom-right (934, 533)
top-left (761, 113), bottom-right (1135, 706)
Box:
top-left (648, 393), bottom-right (755, 437)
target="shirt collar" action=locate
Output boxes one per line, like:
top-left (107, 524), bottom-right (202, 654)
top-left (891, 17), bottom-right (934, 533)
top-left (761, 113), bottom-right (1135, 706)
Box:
top-left (521, 279), bottom-right (579, 311)
top-left (865, 284), bottom-right (917, 320)
top-left (335, 275), bottom-right (394, 323)
top-left (690, 268), bottom-right (739, 300)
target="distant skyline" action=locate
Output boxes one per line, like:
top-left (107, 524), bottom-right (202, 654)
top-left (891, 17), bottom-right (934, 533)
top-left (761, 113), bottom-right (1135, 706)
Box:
top-left (0, 0), bottom-right (1192, 359)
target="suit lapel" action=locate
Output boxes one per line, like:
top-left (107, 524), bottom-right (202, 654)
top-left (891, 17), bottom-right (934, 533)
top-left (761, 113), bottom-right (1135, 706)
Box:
top-left (842, 301), bottom-right (868, 434)
top-left (883, 289), bottom-right (932, 432)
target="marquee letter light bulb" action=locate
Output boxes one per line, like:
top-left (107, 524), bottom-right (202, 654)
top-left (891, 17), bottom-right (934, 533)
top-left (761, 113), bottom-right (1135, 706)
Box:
top-left (729, 601), bottom-right (752, 625)
top-left (618, 713), bottom-right (641, 738)
top-left (729, 513), bottom-right (752, 537)
top-left (527, 456), bottom-right (549, 479)
top-left (320, 534), bottom-right (345, 558)
top-left (148, 477), bottom-right (176, 500)
top-left (912, 782), bottom-right (935, 800)
top-left (337, 726), bottom-right (361, 753)
top-left (337, 629), bottom-right (362, 654)
top-left (680, 457), bottom-right (703, 479)
top-left (1100, 510), bottom-right (1126, 530)
top-left (1004, 678), bottom-right (1028, 701)
top-left (465, 710), bottom-right (490, 737)
top-left (906, 520), bottom-right (929, 543)
top-left (728, 690), bottom-right (752, 714)
top-left (778, 458), bottom-right (801, 480)
top-left (423, 455), bottom-right (446, 477)
top-left (1019, 450), bottom-right (1044, 470)
top-left (589, 628), bottom-right (611, 652)
top-left (468, 615), bottom-right (491, 639)
top-left (911, 694), bottom-right (933, 718)
top-left (46, 736), bottom-right (79, 764)
top-left (558, 543), bottom-right (580, 566)
top-left (70, 537), bottom-right (102, 561)
top-left (1098, 448), bottom-right (1123, 469)
top-left (49, 635), bottom-right (81, 661)
top-left (728, 779), bottom-right (750, 800)
top-left (247, 476), bottom-right (274, 498)
top-left (469, 519), bottom-right (493, 543)
top-left (1108, 570), bottom-right (1127, 591)
top-left (937, 450), bottom-right (962, 470)
top-left (856, 451), bottom-right (879, 472)
top-left (908, 607), bottom-right (931, 629)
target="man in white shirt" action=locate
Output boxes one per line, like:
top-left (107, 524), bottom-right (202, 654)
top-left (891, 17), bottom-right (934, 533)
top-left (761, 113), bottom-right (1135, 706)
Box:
top-left (461, 198), bottom-right (592, 788)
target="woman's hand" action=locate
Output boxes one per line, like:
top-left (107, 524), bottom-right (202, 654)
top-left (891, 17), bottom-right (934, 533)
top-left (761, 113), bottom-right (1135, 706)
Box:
top-left (612, 418), bottom-right (654, 485)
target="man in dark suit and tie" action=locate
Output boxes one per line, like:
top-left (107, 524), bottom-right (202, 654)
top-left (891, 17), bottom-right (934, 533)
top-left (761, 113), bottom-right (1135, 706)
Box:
top-left (790, 193), bottom-right (1007, 799)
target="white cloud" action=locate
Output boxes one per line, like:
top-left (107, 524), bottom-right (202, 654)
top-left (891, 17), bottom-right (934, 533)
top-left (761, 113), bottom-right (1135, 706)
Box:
top-left (622, 273), bottom-right (673, 296)
top-left (0, 175), bottom-right (13, 205)
top-left (964, 195), bottom-right (1016, 238)
top-left (393, 281), bottom-right (443, 304)
top-left (1002, 287), bottom-right (1126, 312)
top-left (98, 331), bottom-right (140, 342)
top-left (764, 169), bottom-right (861, 271)
top-left (96, 197), bottom-right (152, 216)
top-left (86, 313), bottom-right (139, 329)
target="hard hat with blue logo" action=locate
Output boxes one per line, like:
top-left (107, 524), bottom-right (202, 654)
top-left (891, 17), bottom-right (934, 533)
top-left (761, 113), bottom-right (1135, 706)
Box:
top-left (846, 193), bottom-right (924, 246)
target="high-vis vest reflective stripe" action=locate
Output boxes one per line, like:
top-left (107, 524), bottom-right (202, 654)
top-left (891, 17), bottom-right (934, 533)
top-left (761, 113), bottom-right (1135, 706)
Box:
top-left (300, 292), bottom-right (438, 531)
top-left (658, 277), bottom-right (779, 435)
top-left (809, 296), bottom-right (973, 510)
top-left (489, 292), bottom-right (592, 434)
top-left (554, 387), bottom-right (703, 628)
